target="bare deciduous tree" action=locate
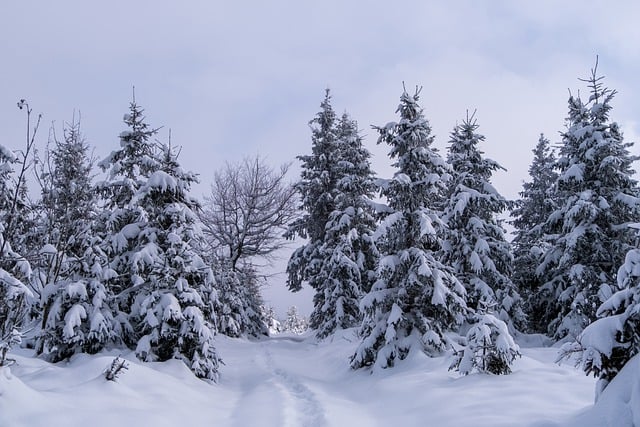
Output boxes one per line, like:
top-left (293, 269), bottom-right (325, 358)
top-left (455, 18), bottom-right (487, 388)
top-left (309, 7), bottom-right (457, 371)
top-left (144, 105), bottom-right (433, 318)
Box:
top-left (200, 155), bottom-right (298, 270)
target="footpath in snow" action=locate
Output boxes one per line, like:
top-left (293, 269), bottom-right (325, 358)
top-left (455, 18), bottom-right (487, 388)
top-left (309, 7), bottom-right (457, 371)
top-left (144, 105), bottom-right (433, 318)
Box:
top-left (0, 330), bottom-right (610, 427)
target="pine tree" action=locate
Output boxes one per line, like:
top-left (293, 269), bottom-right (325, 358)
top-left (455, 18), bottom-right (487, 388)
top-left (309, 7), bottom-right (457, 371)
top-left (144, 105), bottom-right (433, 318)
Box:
top-left (283, 305), bottom-right (308, 334)
top-left (214, 261), bottom-right (267, 338)
top-left (286, 90), bottom-right (339, 293)
top-left (261, 305), bottom-right (282, 335)
top-left (350, 87), bottom-right (467, 370)
top-left (98, 102), bottom-right (220, 380)
top-left (558, 241), bottom-right (640, 398)
top-left (128, 143), bottom-right (221, 380)
top-left (450, 300), bottom-right (521, 375)
top-left (97, 99), bottom-right (163, 346)
top-left (309, 113), bottom-right (379, 339)
top-left (442, 112), bottom-right (524, 331)
top-left (0, 143), bottom-right (33, 357)
top-left (35, 120), bottom-right (117, 361)
top-left (537, 64), bottom-right (640, 340)
top-left (511, 134), bottom-right (558, 332)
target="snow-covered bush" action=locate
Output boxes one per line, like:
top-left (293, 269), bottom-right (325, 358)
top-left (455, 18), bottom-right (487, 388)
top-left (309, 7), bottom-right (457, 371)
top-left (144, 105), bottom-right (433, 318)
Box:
top-left (558, 247), bottom-right (640, 398)
top-left (450, 301), bottom-right (521, 375)
top-left (104, 356), bottom-right (129, 381)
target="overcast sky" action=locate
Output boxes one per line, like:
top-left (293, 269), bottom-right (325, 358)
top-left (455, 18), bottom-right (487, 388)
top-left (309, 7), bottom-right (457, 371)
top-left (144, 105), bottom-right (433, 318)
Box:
top-left (2, 1), bottom-right (640, 316)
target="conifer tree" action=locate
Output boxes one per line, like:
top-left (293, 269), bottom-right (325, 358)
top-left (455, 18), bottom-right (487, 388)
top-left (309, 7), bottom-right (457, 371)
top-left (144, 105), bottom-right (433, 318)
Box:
top-left (0, 143), bottom-right (32, 356)
top-left (127, 143), bottom-right (220, 380)
top-left (35, 120), bottom-right (117, 361)
top-left (99, 102), bottom-right (220, 380)
top-left (558, 242), bottom-right (640, 398)
top-left (97, 99), bottom-right (161, 336)
top-left (537, 64), bottom-right (640, 339)
top-left (286, 90), bottom-right (339, 293)
top-left (511, 134), bottom-right (558, 332)
top-left (450, 300), bottom-right (520, 375)
top-left (1, 102), bottom-right (37, 359)
top-left (213, 260), bottom-right (267, 337)
top-left (309, 113), bottom-right (378, 339)
top-left (283, 305), bottom-right (308, 334)
top-left (351, 87), bottom-right (467, 370)
top-left (442, 113), bottom-right (524, 331)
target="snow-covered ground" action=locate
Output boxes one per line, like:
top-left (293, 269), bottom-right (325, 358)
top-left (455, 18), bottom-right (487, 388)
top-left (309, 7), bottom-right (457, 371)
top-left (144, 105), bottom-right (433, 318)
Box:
top-left (1, 330), bottom-right (630, 427)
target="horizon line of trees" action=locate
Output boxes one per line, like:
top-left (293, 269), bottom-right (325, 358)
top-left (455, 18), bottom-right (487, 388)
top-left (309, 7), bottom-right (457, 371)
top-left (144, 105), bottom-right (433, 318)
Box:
top-left (2, 63), bottom-right (640, 396)
top-left (287, 63), bottom-right (640, 393)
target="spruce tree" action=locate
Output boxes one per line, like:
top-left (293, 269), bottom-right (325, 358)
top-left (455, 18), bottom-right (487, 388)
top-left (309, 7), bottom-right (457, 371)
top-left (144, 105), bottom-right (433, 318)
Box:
top-left (97, 99), bottom-right (161, 336)
top-left (214, 260), bottom-right (267, 338)
top-left (286, 90), bottom-right (339, 293)
top-left (450, 300), bottom-right (521, 375)
top-left (558, 241), bottom-right (640, 398)
top-left (537, 65), bottom-right (640, 339)
top-left (351, 88), bottom-right (467, 370)
top-left (511, 134), bottom-right (558, 332)
top-left (99, 102), bottom-right (220, 380)
top-left (0, 143), bottom-right (32, 355)
top-left (442, 113), bottom-right (524, 331)
top-left (36, 120), bottom-right (117, 361)
top-left (309, 113), bottom-right (378, 339)
top-left (127, 143), bottom-right (220, 380)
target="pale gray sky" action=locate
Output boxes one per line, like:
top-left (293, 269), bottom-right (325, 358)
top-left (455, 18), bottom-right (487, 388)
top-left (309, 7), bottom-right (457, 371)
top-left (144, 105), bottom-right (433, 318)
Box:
top-left (2, 1), bottom-right (640, 316)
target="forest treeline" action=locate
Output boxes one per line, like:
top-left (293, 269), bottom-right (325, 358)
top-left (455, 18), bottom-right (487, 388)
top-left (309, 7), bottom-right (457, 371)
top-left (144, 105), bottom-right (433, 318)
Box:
top-left (1, 64), bottom-right (639, 396)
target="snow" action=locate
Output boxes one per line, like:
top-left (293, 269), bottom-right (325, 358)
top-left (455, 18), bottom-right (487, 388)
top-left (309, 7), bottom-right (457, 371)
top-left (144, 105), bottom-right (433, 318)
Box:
top-left (565, 354), bottom-right (640, 427)
top-left (0, 331), bottom-right (603, 426)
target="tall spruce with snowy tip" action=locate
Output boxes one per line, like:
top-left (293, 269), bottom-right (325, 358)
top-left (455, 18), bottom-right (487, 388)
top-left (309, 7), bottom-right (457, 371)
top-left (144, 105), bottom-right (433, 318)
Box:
top-left (558, 239), bottom-right (640, 399)
top-left (536, 64), bottom-right (640, 340)
top-left (510, 134), bottom-right (558, 332)
top-left (36, 121), bottom-right (117, 361)
top-left (287, 90), bottom-right (339, 293)
top-left (127, 143), bottom-right (220, 381)
top-left (442, 112), bottom-right (525, 331)
top-left (97, 99), bottom-right (162, 337)
top-left (309, 113), bottom-right (379, 339)
top-left (350, 87), bottom-right (467, 370)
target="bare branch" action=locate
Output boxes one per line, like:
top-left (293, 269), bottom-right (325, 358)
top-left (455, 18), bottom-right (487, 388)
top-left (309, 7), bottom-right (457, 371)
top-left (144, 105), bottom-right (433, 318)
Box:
top-left (200, 155), bottom-right (299, 270)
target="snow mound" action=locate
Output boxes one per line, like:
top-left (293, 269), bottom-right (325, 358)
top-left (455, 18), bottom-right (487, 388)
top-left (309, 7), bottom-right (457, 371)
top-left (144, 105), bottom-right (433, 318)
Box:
top-left (565, 354), bottom-right (640, 427)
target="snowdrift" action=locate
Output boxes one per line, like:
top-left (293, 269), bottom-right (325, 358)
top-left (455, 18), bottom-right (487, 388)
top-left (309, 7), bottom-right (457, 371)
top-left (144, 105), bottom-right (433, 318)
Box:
top-left (0, 332), bottom-right (603, 426)
top-left (566, 353), bottom-right (640, 427)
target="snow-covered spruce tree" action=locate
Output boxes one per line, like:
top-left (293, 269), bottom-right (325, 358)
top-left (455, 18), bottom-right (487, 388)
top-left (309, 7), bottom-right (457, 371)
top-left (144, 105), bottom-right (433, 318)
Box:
top-left (0, 143), bottom-right (33, 362)
top-left (286, 90), bottom-right (339, 293)
top-left (510, 134), bottom-right (558, 333)
top-left (350, 87), bottom-right (467, 370)
top-left (283, 305), bottom-right (308, 334)
top-left (213, 260), bottom-right (267, 337)
top-left (536, 65), bottom-right (640, 340)
top-left (310, 113), bottom-right (379, 339)
top-left (127, 143), bottom-right (221, 380)
top-left (442, 112), bottom-right (525, 331)
top-left (558, 243), bottom-right (640, 398)
top-left (97, 99), bottom-right (161, 340)
top-left (450, 300), bottom-right (520, 375)
top-left (261, 305), bottom-right (282, 335)
top-left (35, 120), bottom-right (117, 361)
top-left (1, 102), bottom-right (38, 360)
top-left (99, 102), bottom-right (220, 380)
